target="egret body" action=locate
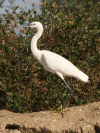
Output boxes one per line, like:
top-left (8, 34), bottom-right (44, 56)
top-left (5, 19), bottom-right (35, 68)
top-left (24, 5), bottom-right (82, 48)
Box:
top-left (26, 22), bottom-right (89, 117)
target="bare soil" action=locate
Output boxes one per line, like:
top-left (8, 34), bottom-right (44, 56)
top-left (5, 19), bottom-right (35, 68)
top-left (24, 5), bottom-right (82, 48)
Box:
top-left (0, 102), bottom-right (100, 133)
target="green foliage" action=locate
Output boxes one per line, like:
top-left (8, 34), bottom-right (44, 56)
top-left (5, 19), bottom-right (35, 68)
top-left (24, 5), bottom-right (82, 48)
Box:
top-left (0, 0), bottom-right (100, 113)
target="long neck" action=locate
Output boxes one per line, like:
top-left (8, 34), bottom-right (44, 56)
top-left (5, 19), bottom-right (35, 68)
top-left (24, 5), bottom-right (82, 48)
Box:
top-left (36, 26), bottom-right (43, 40)
top-left (31, 26), bottom-right (43, 61)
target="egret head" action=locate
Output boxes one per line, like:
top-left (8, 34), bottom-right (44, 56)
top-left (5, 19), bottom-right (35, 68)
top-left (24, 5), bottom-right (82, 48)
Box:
top-left (27, 22), bottom-right (43, 29)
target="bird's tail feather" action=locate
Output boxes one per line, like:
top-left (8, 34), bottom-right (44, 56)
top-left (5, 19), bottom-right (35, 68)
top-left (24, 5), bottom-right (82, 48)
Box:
top-left (77, 70), bottom-right (89, 83)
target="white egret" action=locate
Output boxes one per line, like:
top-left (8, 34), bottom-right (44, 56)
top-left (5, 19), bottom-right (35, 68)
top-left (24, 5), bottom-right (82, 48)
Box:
top-left (25, 21), bottom-right (89, 117)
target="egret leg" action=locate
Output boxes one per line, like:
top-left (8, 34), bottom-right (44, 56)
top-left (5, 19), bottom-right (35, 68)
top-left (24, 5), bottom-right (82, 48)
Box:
top-left (52, 79), bottom-right (71, 117)
top-left (62, 79), bottom-right (71, 108)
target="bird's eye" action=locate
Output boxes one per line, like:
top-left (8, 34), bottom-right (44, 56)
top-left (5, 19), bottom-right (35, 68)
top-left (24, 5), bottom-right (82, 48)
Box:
top-left (33, 23), bottom-right (35, 25)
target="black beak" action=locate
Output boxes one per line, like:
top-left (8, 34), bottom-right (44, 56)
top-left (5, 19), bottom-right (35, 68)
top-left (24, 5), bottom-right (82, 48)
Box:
top-left (25, 23), bottom-right (33, 27)
top-left (18, 23), bottom-right (33, 27)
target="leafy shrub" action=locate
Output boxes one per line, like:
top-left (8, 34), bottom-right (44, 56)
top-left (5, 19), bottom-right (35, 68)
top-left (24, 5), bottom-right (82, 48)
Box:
top-left (0, 0), bottom-right (100, 112)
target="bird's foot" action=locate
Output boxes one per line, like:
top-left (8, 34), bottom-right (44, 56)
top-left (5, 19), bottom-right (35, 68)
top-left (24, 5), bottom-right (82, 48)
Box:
top-left (52, 104), bottom-right (68, 118)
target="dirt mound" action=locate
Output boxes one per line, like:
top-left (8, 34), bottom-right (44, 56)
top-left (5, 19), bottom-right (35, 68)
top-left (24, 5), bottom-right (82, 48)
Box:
top-left (0, 102), bottom-right (100, 133)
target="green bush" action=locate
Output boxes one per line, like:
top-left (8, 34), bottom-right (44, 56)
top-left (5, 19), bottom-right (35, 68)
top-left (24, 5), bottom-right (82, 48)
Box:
top-left (0, 0), bottom-right (100, 112)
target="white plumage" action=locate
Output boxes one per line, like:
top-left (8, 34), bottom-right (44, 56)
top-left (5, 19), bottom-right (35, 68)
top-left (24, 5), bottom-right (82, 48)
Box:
top-left (26, 21), bottom-right (89, 110)
top-left (29, 22), bottom-right (89, 82)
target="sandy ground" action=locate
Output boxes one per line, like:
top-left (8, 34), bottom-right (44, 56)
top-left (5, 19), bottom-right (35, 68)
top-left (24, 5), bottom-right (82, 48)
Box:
top-left (0, 102), bottom-right (100, 133)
